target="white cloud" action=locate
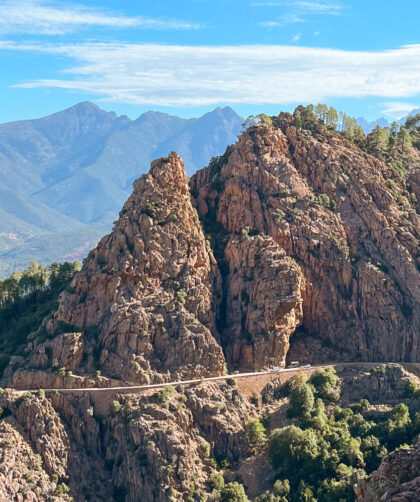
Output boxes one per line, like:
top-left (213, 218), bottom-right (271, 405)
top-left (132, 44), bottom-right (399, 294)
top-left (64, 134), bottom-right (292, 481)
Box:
top-left (260, 13), bottom-right (305, 26)
top-left (2, 41), bottom-right (420, 107)
top-left (381, 102), bottom-right (419, 119)
top-left (255, 0), bottom-right (343, 28)
top-left (253, 1), bottom-right (343, 14)
top-left (0, 0), bottom-right (200, 35)
top-left (292, 33), bottom-right (302, 42)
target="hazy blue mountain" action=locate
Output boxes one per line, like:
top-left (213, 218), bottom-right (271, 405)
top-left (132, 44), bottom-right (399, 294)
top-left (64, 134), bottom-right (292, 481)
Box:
top-left (356, 116), bottom-right (390, 134)
top-left (357, 107), bottom-right (420, 134)
top-left (32, 105), bottom-right (242, 223)
top-left (0, 223), bottom-right (110, 278)
top-left (0, 102), bottom-right (243, 276)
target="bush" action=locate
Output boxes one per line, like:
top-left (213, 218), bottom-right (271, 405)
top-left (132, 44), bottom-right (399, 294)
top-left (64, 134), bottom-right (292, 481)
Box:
top-left (55, 367), bottom-right (66, 377)
top-left (226, 378), bottom-right (237, 387)
top-left (310, 368), bottom-right (340, 402)
top-left (154, 385), bottom-right (175, 405)
top-left (287, 382), bottom-right (315, 418)
top-left (269, 425), bottom-right (320, 477)
top-left (110, 400), bottom-right (122, 415)
top-left (208, 473), bottom-right (225, 492)
top-left (245, 418), bottom-right (267, 451)
top-left (220, 482), bottom-right (248, 502)
top-left (199, 442), bottom-right (211, 458)
top-left (176, 290), bottom-right (187, 305)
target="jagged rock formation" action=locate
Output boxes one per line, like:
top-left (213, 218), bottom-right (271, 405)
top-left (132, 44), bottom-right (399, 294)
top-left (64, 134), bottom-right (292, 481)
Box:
top-left (355, 442), bottom-right (420, 501)
top-left (0, 390), bottom-right (72, 501)
top-left (191, 115), bottom-right (420, 363)
top-left (0, 381), bottom-right (253, 502)
top-left (38, 153), bottom-right (225, 383)
top-left (223, 235), bottom-right (304, 370)
top-left (4, 110), bottom-right (420, 391)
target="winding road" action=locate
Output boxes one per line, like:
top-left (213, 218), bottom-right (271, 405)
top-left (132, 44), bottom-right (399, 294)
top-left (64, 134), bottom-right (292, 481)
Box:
top-left (16, 361), bottom-right (413, 395)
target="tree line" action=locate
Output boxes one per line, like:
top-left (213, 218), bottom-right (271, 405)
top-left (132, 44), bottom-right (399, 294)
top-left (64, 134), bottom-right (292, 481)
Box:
top-left (0, 261), bottom-right (80, 375)
top-left (0, 260), bottom-right (80, 309)
top-left (292, 104), bottom-right (420, 176)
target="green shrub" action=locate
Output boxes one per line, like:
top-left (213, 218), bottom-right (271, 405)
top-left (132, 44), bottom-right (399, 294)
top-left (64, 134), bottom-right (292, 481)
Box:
top-left (55, 367), bottom-right (66, 377)
top-left (110, 400), bottom-right (122, 415)
top-left (226, 378), bottom-right (237, 387)
top-left (199, 442), bottom-right (211, 458)
top-left (220, 482), bottom-right (248, 502)
top-left (245, 418), bottom-right (267, 451)
top-left (154, 385), bottom-right (175, 405)
top-left (208, 473), bottom-right (225, 492)
top-left (176, 290), bottom-right (187, 305)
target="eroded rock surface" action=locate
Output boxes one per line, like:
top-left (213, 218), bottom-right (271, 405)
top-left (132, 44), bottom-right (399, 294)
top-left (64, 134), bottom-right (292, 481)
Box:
top-left (355, 442), bottom-right (420, 501)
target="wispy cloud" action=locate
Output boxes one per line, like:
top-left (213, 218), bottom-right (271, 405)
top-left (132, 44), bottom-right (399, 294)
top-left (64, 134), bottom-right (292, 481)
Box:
top-left (254, 1), bottom-right (343, 14)
top-left (381, 101), bottom-right (419, 119)
top-left (260, 13), bottom-right (305, 27)
top-left (0, 0), bottom-right (200, 35)
top-left (2, 41), bottom-right (420, 107)
top-left (255, 0), bottom-right (344, 28)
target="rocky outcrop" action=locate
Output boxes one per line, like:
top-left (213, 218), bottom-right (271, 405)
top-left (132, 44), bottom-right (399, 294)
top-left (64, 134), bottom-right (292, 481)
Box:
top-left (0, 390), bottom-right (72, 501)
top-left (191, 116), bottom-right (420, 362)
top-left (338, 364), bottom-right (420, 405)
top-left (223, 235), bottom-right (304, 370)
top-left (14, 153), bottom-right (225, 384)
top-left (99, 381), bottom-right (252, 502)
top-left (355, 442), bottom-right (420, 501)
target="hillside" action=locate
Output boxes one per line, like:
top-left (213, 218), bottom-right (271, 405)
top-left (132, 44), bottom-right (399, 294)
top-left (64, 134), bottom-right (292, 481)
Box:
top-left (0, 102), bottom-right (242, 277)
top-left (1, 105), bottom-right (420, 501)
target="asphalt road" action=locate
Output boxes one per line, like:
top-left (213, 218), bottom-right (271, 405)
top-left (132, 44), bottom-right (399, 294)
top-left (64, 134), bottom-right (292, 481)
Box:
top-left (14, 361), bottom-right (406, 394)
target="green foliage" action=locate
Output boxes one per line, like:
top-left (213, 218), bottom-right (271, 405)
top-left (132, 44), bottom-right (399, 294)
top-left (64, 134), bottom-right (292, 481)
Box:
top-left (154, 385), bottom-right (175, 405)
top-left (55, 367), bottom-right (66, 377)
top-left (245, 418), bottom-right (267, 451)
top-left (220, 482), bottom-right (248, 502)
top-left (142, 202), bottom-right (158, 219)
top-left (241, 114), bottom-right (273, 131)
top-left (310, 367), bottom-right (340, 402)
top-left (315, 193), bottom-right (337, 211)
top-left (226, 377), bottom-right (237, 387)
top-left (176, 290), bottom-right (187, 305)
top-left (241, 226), bottom-right (251, 239)
top-left (199, 442), bottom-right (211, 458)
top-left (110, 400), bottom-right (122, 415)
top-left (287, 381), bottom-right (315, 418)
top-left (273, 208), bottom-right (285, 223)
top-left (256, 479), bottom-right (290, 502)
top-left (264, 365), bottom-right (419, 502)
top-left (0, 260), bottom-right (80, 376)
top-left (208, 473), bottom-right (225, 492)
top-left (56, 483), bottom-right (70, 495)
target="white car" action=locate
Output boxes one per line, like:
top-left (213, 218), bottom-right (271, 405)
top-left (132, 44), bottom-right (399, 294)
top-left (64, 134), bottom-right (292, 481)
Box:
top-left (270, 366), bottom-right (280, 373)
top-left (303, 364), bottom-right (311, 369)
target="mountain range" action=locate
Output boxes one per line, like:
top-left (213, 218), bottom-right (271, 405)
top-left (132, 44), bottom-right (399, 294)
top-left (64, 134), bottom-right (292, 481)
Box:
top-left (0, 102), bottom-right (243, 276)
top-left (356, 107), bottom-right (420, 134)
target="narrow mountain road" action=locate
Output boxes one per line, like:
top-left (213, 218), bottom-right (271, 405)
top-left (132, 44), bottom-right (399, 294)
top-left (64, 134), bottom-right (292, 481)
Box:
top-left (14, 361), bottom-right (413, 394)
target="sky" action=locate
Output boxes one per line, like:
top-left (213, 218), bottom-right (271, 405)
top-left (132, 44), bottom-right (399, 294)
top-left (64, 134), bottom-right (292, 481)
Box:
top-left (1, 0), bottom-right (420, 123)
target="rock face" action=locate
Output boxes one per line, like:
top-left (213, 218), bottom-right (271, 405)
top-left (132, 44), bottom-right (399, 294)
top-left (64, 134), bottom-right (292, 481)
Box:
top-left (5, 110), bottom-right (420, 390)
top-left (355, 442), bottom-right (420, 501)
top-left (103, 382), bottom-right (252, 502)
top-left (223, 235), bottom-right (304, 370)
top-left (0, 390), bottom-right (72, 502)
top-left (191, 115), bottom-right (420, 363)
top-left (34, 153), bottom-right (225, 383)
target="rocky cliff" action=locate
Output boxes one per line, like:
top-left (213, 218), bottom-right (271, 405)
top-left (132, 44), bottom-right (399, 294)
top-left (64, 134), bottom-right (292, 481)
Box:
top-left (355, 442), bottom-right (420, 501)
top-left (5, 110), bottom-right (420, 391)
top-left (192, 114), bottom-right (420, 364)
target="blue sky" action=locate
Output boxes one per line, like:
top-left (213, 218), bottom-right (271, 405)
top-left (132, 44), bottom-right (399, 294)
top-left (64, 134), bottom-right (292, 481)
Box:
top-left (0, 0), bottom-right (420, 122)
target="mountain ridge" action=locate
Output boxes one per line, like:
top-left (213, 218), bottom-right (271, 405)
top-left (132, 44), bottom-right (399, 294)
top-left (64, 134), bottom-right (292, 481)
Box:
top-left (0, 102), bottom-right (243, 277)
